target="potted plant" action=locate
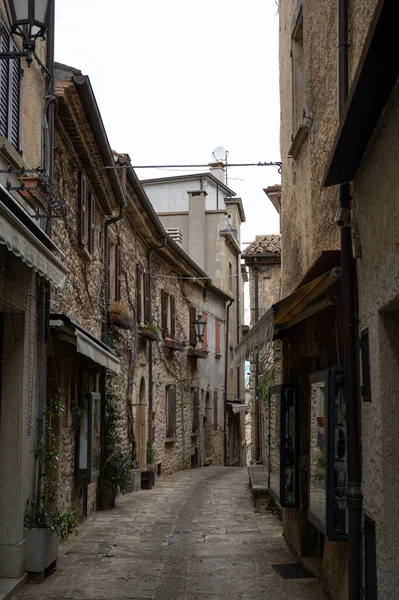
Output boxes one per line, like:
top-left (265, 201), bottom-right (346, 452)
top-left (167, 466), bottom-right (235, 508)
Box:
top-left (146, 440), bottom-right (157, 476)
top-left (139, 323), bottom-right (159, 341)
top-left (108, 301), bottom-right (132, 329)
top-left (122, 458), bottom-right (142, 494)
top-left (24, 395), bottom-right (78, 576)
top-left (24, 500), bottom-right (78, 575)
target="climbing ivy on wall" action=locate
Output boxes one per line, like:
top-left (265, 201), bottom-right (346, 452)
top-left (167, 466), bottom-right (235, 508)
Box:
top-left (104, 373), bottom-right (133, 496)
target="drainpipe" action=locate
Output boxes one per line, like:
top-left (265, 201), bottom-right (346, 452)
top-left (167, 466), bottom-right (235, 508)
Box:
top-left (102, 206), bottom-right (125, 342)
top-left (224, 300), bottom-right (233, 466)
top-left (34, 278), bottom-right (47, 519)
top-left (147, 239), bottom-right (167, 447)
top-left (254, 260), bottom-right (260, 463)
top-left (337, 2), bottom-right (362, 599)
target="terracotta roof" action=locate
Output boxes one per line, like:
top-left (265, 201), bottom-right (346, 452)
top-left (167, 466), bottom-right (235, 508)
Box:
top-left (242, 234), bottom-right (281, 256)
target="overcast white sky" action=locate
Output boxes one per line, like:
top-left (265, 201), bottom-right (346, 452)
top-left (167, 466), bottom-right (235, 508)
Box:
top-left (54, 0), bottom-right (281, 249)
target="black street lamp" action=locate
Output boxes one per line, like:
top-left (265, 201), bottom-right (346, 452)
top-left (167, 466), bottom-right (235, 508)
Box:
top-left (193, 314), bottom-right (206, 345)
top-left (1, 0), bottom-right (51, 65)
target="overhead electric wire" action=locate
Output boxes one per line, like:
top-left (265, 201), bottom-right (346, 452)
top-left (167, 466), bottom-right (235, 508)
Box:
top-left (84, 161), bottom-right (282, 172)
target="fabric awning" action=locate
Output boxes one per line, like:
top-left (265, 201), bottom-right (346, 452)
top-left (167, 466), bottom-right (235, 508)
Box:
top-left (233, 268), bottom-right (341, 366)
top-left (50, 315), bottom-right (120, 373)
top-left (227, 403), bottom-right (249, 414)
top-left (0, 186), bottom-right (68, 292)
top-left (76, 330), bottom-right (120, 373)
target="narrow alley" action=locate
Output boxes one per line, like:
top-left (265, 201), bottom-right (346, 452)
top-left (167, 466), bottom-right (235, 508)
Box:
top-left (15, 468), bottom-right (325, 600)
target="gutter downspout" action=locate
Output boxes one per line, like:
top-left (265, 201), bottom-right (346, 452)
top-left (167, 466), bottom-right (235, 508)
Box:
top-left (35, 0), bottom-right (55, 518)
top-left (224, 300), bottom-right (233, 466)
top-left (254, 260), bottom-right (260, 463)
top-left (148, 239), bottom-right (167, 448)
top-left (338, 2), bottom-right (362, 598)
top-left (102, 206), bottom-right (125, 342)
top-left (236, 253), bottom-right (242, 463)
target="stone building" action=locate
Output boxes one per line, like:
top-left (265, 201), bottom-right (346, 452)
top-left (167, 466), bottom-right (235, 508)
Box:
top-left (142, 169), bottom-right (247, 466)
top-left (0, 2), bottom-right (68, 582)
top-left (242, 234), bottom-right (281, 464)
top-left (237, 1), bottom-right (397, 599)
top-left (48, 63), bottom-right (233, 529)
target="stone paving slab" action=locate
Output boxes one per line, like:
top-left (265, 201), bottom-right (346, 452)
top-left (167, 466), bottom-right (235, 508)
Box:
top-left (14, 467), bottom-right (325, 600)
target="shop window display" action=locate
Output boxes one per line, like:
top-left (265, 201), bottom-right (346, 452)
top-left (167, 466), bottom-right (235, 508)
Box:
top-left (268, 384), bottom-right (299, 507)
top-left (309, 367), bottom-right (347, 540)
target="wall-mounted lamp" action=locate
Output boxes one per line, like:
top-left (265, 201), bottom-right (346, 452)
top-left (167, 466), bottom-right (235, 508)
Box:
top-left (193, 314), bottom-right (206, 345)
top-left (1, 0), bottom-right (51, 66)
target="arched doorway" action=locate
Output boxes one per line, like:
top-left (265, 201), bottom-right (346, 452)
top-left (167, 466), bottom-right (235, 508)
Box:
top-left (136, 377), bottom-right (147, 468)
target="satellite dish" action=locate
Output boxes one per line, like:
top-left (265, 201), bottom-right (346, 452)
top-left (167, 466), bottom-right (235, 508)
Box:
top-left (212, 146), bottom-right (226, 162)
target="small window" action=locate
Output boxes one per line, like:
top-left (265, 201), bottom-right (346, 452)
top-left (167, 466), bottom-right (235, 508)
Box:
top-left (201, 312), bottom-right (208, 351)
top-left (75, 368), bottom-right (101, 483)
top-left (115, 240), bottom-right (122, 301)
top-left (361, 329), bottom-right (371, 401)
top-left (0, 22), bottom-right (21, 150)
top-left (213, 391), bottom-right (219, 432)
top-left (166, 385), bottom-right (176, 438)
top-left (137, 265), bottom-right (150, 325)
top-left (291, 9), bottom-right (306, 136)
top-left (161, 290), bottom-right (176, 338)
top-left (215, 319), bottom-right (221, 356)
top-left (192, 387), bottom-right (199, 433)
top-left (77, 172), bottom-right (95, 256)
top-left (189, 306), bottom-right (197, 346)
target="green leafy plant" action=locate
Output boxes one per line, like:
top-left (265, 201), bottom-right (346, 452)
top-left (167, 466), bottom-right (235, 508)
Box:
top-left (315, 452), bottom-right (327, 470)
top-left (108, 300), bottom-right (130, 316)
top-left (146, 440), bottom-right (157, 464)
top-left (104, 374), bottom-right (134, 495)
top-left (26, 394), bottom-right (79, 540)
top-left (71, 393), bottom-right (86, 431)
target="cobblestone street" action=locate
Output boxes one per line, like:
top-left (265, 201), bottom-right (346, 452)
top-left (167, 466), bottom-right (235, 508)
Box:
top-left (15, 468), bottom-right (325, 600)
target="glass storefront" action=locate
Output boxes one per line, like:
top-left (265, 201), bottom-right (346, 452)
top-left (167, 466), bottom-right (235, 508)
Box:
top-left (309, 367), bottom-right (347, 540)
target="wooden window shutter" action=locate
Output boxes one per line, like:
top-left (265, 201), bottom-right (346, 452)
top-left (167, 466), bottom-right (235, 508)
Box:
top-left (0, 23), bottom-right (21, 149)
top-left (192, 388), bottom-right (199, 433)
top-left (106, 235), bottom-right (111, 307)
top-left (213, 391), bottom-right (218, 431)
top-left (161, 290), bottom-right (168, 335)
top-left (170, 295), bottom-right (176, 339)
top-left (115, 241), bottom-right (122, 301)
top-left (202, 312), bottom-right (208, 350)
top-left (0, 24), bottom-right (10, 139)
top-left (88, 191), bottom-right (95, 255)
top-left (77, 172), bottom-right (86, 246)
top-left (136, 264), bottom-right (142, 323)
top-left (144, 272), bottom-right (150, 325)
top-left (189, 306), bottom-right (197, 346)
top-left (171, 385), bottom-right (176, 435)
top-left (215, 319), bottom-right (221, 355)
top-left (9, 49), bottom-right (21, 151)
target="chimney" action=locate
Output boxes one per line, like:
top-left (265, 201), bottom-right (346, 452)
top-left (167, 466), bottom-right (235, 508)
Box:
top-left (208, 161), bottom-right (226, 184)
top-left (187, 190), bottom-right (207, 271)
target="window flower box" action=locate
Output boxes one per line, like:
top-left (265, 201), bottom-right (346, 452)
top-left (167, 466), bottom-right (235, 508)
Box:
top-left (188, 347), bottom-right (208, 359)
top-left (108, 301), bottom-right (131, 329)
top-left (139, 324), bottom-right (159, 341)
top-left (165, 337), bottom-right (186, 352)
